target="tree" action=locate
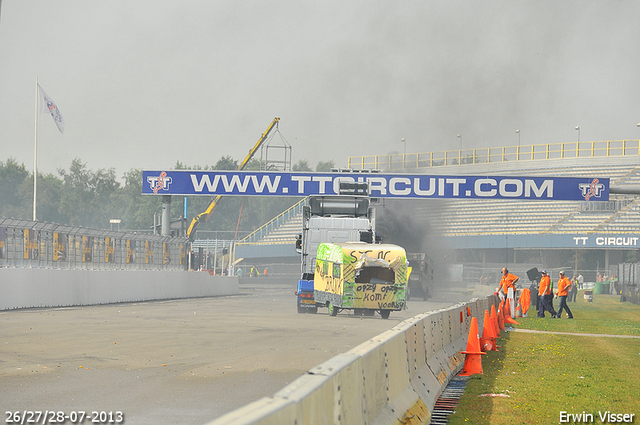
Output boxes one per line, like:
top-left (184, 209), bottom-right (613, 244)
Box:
top-left (33, 173), bottom-right (65, 224)
top-left (0, 158), bottom-right (30, 218)
top-left (174, 161), bottom-right (188, 170)
top-left (214, 156), bottom-right (238, 170)
top-left (244, 158), bottom-right (261, 170)
top-left (112, 168), bottom-right (161, 231)
top-left (57, 158), bottom-right (120, 228)
top-left (293, 159), bottom-right (312, 171)
top-left (316, 160), bottom-right (335, 172)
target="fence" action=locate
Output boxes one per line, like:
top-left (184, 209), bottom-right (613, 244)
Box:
top-left (462, 264), bottom-right (619, 286)
top-left (348, 140), bottom-right (640, 171)
top-left (617, 262), bottom-right (640, 305)
top-left (0, 218), bottom-right (188, 271)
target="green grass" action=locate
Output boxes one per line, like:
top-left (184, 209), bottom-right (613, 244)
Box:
top-left (514, 291), bottom-right (640, 336)
top-left (448, 295), bottom-right (640, 425)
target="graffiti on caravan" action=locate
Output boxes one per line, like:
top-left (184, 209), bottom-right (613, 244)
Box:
top-left (142, 170), bottom-right (610, 201)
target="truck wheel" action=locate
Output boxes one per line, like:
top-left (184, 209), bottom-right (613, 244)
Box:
top-left (328, 303), bottom-right (338, 316)
top-left (310, 306), bottom-right (318, 314)
top-left (353, 308), bottom-right (364, 316)
top-left (380, 310), bottom-right (391, 319)
top-left (297, 305), bottom-right (305, 314)
top-left (406, 286), bottom-right (411, 301)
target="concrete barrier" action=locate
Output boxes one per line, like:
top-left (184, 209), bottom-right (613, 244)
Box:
top-left (206, 295), bottom-right (498, 425)
top-left (0, 268), bottom-right (238, 310)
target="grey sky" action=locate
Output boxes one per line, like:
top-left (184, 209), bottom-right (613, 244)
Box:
top-left (1, 1), bottom-right (639, 179)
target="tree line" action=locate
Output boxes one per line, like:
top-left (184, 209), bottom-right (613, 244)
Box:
top-left (0, 157), bottom-right (335, 238)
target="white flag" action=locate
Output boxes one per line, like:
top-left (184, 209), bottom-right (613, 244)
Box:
top-left (38, 85), bottom-right (65, 134)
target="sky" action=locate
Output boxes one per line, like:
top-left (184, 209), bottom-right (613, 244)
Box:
top-left (1, 1), bottom-right (639, 180)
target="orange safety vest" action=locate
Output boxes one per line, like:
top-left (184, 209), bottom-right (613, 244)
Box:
top-left (539, 275), bottom-right (551, 296)
top-left (557, 277), bottom-right (572, 297)
top-left (500, 273), bottom-right (518, 293)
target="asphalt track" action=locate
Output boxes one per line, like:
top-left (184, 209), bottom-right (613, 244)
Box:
top-left (1, 281), bottom-right (471, 425)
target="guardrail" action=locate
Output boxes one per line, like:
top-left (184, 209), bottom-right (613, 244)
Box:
top-left (348, 140), bottom-right (640, 171)
top-left (0, 218), bottom-right (188, 271)
top-left (206, 295), bottom-right (499, 425)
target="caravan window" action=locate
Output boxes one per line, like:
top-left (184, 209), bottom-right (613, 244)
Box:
top-left (333, 263), bottom-right (341, 279)
top-left (355, 267), bottom-right (395, 284)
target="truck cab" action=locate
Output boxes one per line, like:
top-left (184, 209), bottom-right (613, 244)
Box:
top-left (296, 191), bottom-right (374, 313)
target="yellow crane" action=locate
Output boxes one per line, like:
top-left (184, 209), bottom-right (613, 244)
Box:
top-left (185, 117), bottom-right (280, 241)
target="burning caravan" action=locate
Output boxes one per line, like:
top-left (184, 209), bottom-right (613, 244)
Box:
top-left (313, 241), bottom-right (408, 319)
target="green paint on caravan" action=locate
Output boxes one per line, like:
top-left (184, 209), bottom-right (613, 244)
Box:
top-left (317, 243), bottom-right (344, 264)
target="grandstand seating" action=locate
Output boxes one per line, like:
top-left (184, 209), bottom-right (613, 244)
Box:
top-left (424, 159), bottom-right (640, 236)
top-left (253, 214), bottom-right (303, 244)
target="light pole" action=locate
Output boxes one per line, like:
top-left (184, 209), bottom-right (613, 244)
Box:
top-left (516, 129), bottom-right (520, 146)
top-left (401, 138), bottom-right (406, 156)
top-left (457, 134), bottom-right (462, 151)
top-left (575, 126), bottom-right (580, 143)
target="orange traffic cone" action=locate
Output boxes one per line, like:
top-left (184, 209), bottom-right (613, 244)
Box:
top-left (515, 301), bottom-right (523, 318)
top-left (490, 306), bottom-right (502, 349)
top-left (497, 305), bottom-right (505, 331)
top-left (480, 310), bottom-right (497, 351)
top-left (460, 317), bottom-right (486, 376)
top-left (497, 299), bottom-right (506, 330)
top-left (520, 288), bottom-right (531, 317)
top-left (490, 305), bottom-right (500, 337)
top-left (504, 297), bottom-right (520, 325)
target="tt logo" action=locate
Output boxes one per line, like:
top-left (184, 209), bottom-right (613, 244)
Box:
top-left (147, 172), bottom-right (172, 193)
top-left (578, 179), bottom-right (605, 201)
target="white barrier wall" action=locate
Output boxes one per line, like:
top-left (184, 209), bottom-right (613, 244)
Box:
top-left (0, 269), bottom-right (238, 310)
top-left (206, 296), bottom-right (499, 425)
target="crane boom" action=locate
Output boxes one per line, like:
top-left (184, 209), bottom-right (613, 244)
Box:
top-left (238, 117), bottom-right (280, 170)
top-left (186, 117), bottom-right (280, 241)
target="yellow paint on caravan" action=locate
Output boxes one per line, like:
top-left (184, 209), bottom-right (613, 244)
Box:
top-left (314, 241), bottom-right (408, 312)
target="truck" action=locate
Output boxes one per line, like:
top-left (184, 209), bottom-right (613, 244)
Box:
top-left (313, 241), bottom-right (408, 319)
top-left (296, 186), bottom-right (375, 314)
top-left (406, 252), bottom-right (434, 300)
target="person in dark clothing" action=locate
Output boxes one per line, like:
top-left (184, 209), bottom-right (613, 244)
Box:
top-left (556, 271), bottom-right (574, 319)
top-left (569, 276), bottom-right (578, 302)
top-left (537, 270), bottom-right (557, 318)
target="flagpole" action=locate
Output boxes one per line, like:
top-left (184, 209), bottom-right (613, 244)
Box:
top-left (33, 78), bottom-right (38, 221)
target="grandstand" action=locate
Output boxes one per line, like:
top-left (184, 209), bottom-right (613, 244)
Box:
top-left (227, 140), bottom-right (640, 282)
top-left (416, 155), bottom-right (640, 237)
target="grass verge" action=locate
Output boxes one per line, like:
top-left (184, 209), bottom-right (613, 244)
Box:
top-left (448, 294), bottom-right (640, 425)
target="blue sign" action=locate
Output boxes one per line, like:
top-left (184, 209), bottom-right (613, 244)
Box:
top-left (142, 170), bottom-right (609, 201)
top-left (449, 233), bottom-right (638, 249)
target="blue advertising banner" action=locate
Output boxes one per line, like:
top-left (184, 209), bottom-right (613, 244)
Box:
top-left (142, 170), bottom-right (609, 201)
top-left (448, 233), bottom-right (640, 249)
